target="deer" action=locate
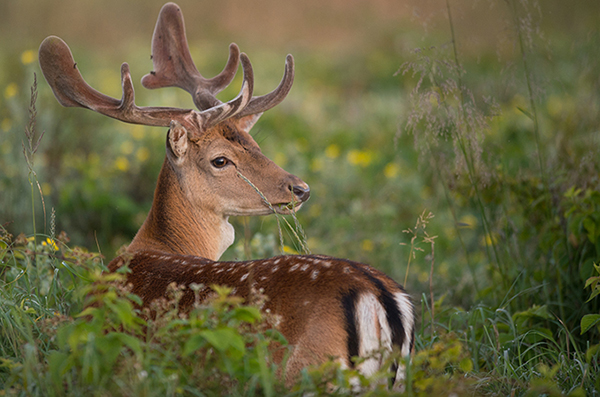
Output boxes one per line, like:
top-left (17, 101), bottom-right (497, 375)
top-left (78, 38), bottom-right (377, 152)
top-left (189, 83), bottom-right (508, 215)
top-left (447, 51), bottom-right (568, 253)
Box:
top-left (38, 2), bottom-right (414, 388)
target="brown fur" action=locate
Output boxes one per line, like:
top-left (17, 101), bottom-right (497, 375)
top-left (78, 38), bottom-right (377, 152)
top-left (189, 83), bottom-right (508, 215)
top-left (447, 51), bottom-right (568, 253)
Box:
top-left (108, 251), bottom-right (410, 381)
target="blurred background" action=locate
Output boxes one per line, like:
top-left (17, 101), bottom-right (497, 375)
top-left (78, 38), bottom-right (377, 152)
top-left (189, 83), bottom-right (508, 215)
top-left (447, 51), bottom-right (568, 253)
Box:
top-left (1, 0), bottom-right (599, 325)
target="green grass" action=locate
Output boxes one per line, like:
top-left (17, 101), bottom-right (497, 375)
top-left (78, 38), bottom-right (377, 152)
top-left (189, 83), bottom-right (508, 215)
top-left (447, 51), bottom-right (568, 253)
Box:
top-left (1, 0), bottom-right (600, 395)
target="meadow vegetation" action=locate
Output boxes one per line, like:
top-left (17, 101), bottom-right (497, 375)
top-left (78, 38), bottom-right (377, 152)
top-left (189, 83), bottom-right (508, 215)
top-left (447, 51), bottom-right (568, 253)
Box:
top-left (1, 0), bottom-right (599, 395)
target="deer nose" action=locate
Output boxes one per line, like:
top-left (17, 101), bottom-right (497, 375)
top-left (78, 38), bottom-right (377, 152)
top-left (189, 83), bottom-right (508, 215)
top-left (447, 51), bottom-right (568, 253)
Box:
top-left (292, 184), bottom-right (311, 202)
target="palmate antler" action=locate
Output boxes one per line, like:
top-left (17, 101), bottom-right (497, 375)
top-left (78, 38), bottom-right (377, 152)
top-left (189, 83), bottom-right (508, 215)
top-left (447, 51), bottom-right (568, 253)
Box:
top-left (38, 2), bottom-right (294, 138)
top-left (142, 2), bottom-right (295, 118)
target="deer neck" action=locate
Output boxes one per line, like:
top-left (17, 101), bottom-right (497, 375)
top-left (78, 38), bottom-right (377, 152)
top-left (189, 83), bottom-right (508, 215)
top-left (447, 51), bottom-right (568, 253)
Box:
top-left (127, 160), bottom-right (234, 260)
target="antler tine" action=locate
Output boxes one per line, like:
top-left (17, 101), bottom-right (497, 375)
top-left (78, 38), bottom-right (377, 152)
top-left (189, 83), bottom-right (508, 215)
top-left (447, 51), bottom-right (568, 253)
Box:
top-left (39, 36), bottom-right (195, 128)
top-left (200, 53), bottom-right (254, 131)
top-left (236, 54), bottom-right (295, 118)
top-left (141, 2), bottom-right (240, 110)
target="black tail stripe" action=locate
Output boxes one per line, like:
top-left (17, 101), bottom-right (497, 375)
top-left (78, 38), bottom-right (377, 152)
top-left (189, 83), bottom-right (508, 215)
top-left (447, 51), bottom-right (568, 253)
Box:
top-left (344, 260), bottom-right (408, 354)
top-left (341, 289), bottom-right (359, 367)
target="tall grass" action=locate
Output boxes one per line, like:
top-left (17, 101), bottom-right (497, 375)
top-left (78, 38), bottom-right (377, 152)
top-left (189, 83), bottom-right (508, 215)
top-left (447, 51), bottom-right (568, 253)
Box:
top-left (400, 0), bottom-right (600, 394)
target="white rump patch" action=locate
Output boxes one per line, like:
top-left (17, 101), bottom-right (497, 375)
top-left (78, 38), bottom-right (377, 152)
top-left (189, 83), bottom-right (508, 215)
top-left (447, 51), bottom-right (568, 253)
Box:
top-left (393, 291), bottom-right (414, 387)
top-left (355, 293), bottom-right (392, 377)
top-left (394, 292), bottom-right (414, 357)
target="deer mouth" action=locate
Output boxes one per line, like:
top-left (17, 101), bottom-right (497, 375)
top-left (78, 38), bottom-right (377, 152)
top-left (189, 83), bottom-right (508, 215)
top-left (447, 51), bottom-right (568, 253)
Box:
top-left (273, 200), bottom-right (305, 215)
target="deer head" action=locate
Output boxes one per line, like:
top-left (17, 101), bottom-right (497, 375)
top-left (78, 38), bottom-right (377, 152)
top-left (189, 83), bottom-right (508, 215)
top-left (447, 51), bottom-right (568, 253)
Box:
top-left (39, 3), bottom-right (310, 260)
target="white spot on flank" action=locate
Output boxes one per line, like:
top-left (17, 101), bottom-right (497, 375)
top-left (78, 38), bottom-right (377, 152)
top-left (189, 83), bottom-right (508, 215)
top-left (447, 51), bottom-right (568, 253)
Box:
top-left (289, 264), bottom-right (299, 272)
top-left (343, 267), bottom-right (350, 274)
top-left (240, 273), bottom-right (249, 282)
top-left (273, 258), bottom-right (281, 265)
top-left (300, 264), bottom-right (309, 271)
top-left (216, 268), bottom-right (224, 273)
top-left (195, 269), bottom-right (203, 275)
top-left (271, 266), bottom-right (279, 273)
top-left (322, 262), bottom-right (332, 268)
top-left (311, 270), bottom-right (319, 280)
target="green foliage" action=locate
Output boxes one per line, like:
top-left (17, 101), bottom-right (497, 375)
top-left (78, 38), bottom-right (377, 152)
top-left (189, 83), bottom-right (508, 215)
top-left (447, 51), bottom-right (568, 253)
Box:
top-left (0, 235), bottom-right (292, 396)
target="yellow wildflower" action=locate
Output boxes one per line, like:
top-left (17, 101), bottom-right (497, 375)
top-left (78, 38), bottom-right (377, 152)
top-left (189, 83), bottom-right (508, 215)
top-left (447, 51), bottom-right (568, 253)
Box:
top-left (21, 50), bottom-right (36, 65)
top-left (120, 140), bottom-right (134, 155)
top-left (130, 124), bottom-right (145, 140)
top-left (325, 144), bottom-right (340, 159)
top-left (480, 232), bottom-right (499, 247)
top-left (4, 83), bottom-right (18, 99)
top-left (42, 238), bottom-right (59, 251)
top-left (1, 118), bottom-right (12, 132)
top-left (384, 162), bottom-right (399, 179)
top-left (136, 147), bottom-right (150, 162)
top-left (347, 150), bottom-right (373, 167)
top-left (274, 152), bottom-right (287, 167)
top-left (283, 245), bottom-right (298, 255)
top-left (310, 158), bottom-right (324, 172)
top-left (458, 214), bottom-right (477, 229)
top-left (115, 156), bottom-right (130, 172)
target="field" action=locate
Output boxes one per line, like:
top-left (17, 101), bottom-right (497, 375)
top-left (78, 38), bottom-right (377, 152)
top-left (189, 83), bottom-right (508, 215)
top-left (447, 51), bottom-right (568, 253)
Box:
top-left (1, 0), bottom-right (599, 395)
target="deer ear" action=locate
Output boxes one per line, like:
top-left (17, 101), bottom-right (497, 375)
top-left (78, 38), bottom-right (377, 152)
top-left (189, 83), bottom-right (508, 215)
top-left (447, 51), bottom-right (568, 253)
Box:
top-left (234, 113), bottom-right (263, 134)
top-left (168, 120), bottom-right (189, 159)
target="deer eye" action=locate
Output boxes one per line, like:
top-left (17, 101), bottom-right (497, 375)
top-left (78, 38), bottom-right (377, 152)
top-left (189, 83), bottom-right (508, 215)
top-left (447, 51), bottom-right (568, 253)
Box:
top-left (211, 157), bottom-right (229, 168)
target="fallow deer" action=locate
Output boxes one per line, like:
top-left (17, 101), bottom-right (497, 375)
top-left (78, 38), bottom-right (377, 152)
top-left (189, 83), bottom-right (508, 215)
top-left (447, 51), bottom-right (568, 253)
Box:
top-left (38, 2), bottom-right (414, 387)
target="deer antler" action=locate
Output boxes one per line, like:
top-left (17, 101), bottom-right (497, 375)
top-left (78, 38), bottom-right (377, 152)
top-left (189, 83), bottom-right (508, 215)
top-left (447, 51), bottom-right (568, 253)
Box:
top-left (38, 35), bottom-right (255, 135)
top-left (141, 2), bottom-right (294, 117)
top-left (140, 2), bottom-right (240, 110)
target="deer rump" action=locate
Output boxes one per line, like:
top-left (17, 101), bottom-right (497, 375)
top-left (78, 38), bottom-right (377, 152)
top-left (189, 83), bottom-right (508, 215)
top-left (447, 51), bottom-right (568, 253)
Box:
top-left (109, 251), bottom-right (414, 384)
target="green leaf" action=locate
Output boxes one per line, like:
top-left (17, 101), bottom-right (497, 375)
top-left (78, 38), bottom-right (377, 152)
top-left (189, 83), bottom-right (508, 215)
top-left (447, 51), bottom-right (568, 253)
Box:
top-left (459, 358), bottom-right (473, 373)
top-left (585, 344), bottom-right (599, 364)
top-left (200, 328), bottom-right (245, 354)
top-left (106, 299), bottom-right (136, 328)
top-left (75, 306), bottom-right (97, 318)
top-left (583, 217), bottom-right (597, 243)
top-left (183, 334), bottom-right (207, 357)
top-left (580, 314), bottom-right (600, 334)
top-left (109, 332), bottom-right (142, 357)
top-left (232, 306), bottom-right (262, 323)
top-left (564, 186), bottom-right (581, 199)
top-left (587, 287), bottom-right (600, 302)
top-left (584, 274), bottom-right (600, 289)
top-left (567, 387), bottom-right (587, 397)
top-left (516, 106), bottom-right (534, 120)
